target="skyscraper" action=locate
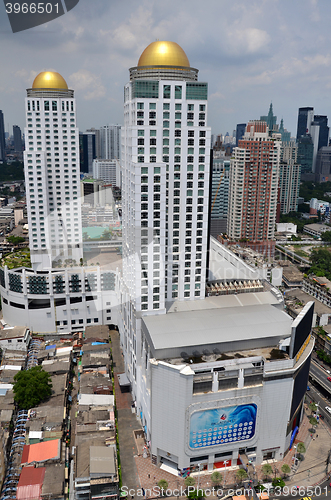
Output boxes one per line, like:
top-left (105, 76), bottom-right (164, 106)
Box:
top-left (279, 142), bottom-right (301, 213)
top-left (210, 157), bottom-right (230, 237)
top-left (235, 123), bottom-right (246, 147)
top-left (260, 102), bottom-right (277, 131)
top-left (121, 40), bottom-right (210, 313)
top-left (0, 111), bottom-right (5, 162)
top-left (227, 121), bottom-right (280, 243)
top-left (24, 71), bottom-right (82, 270)
top-left (79, 130), bottom-right (97, 174)
top-left (296, 107), bottom-right (314, 140)
top-left (99, 125), bottom-right (121, 160)
top-left (13, 125), bottom-right (22, 153)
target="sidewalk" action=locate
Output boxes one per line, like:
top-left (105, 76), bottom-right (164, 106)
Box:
top-left (110, 329), bottom-right (141, 492)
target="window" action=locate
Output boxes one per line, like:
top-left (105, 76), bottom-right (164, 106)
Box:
top-left (137, 102), bottom-right (144, 109)
top-left (163, 85), bottom-right (171, 98)
top-left (138, 130), bottom-right (144, 136)
top-left (175, 85), bottom-right (182, 99)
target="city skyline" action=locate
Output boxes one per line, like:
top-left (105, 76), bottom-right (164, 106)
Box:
top-left (1, 0), bottom-right (331, 137)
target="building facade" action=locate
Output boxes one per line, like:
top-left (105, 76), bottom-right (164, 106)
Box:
top-left (24, 71), bottom-right (83, 271)
top-left (0, 111), bottom-right (5, 162)
top-left (279, 142), bottom-right (301, 214)
top-left (79, 130), bottom-right (97, 174)
top-left (99, 125), bottom-right (121, 161)
top-left (13, 125), bottom-right (22, 153)
top-left (0, 265), bottom-right (119, 334)
top-left (210, 158), bottom-right (229, 237)
top-left (92, 159), bottom-right (119, 186)
top-left (227, 121), bottom-right (280, 242)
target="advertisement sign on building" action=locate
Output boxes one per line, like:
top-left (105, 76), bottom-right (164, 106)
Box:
top-left (189, 403), bottom-right (257, 449)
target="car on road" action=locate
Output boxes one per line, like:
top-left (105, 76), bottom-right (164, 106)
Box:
top-left (325, 406), bottom-right (331, 415)
top-left (328, 377), bottom-right (331, 382)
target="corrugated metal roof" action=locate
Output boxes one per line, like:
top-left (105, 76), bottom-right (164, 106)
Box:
top-left (21, 439), bottom-right (60, 464)
top-left (17, 467), bottom-right (45, 500)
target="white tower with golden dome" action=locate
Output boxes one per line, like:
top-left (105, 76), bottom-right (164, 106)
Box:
top-left (24, 71), bottom-right (82, 270)
top-left (120, 41), bottom-right (211, 430)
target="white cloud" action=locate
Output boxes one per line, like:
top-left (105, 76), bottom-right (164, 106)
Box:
top-left (68, 70), bottom-right (106, 100)
top-left (226, 28), bottom-right (270, 56)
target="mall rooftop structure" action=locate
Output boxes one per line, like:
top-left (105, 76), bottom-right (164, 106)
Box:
top-left (139, 240), bottom-right (314, 471)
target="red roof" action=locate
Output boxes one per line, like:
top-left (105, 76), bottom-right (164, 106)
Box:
top-left (21, 439), bottom-right (60, 464)
top-left (17, 467), bottom-right (45, 500)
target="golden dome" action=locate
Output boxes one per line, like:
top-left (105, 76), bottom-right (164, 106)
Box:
top-left (138, 41), bottom-right (190, 68)
top-left (32, 71), bottom-right (68, 90)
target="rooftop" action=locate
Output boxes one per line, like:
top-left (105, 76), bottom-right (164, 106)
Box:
top-left (285, 288), bottom-right (331, 316)
top-left (143, 300), bottom-right (292, 358)
top-left (0, 326), bottom-right (28, 340)
top-left (21, 439), bottom-right (61, 464)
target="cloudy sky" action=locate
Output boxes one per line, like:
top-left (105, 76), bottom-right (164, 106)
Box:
top-left (1, 0), bottom-right (331, 138)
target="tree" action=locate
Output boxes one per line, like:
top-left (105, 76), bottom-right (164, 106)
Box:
top-left (309, 417), bottom-right (318, 426)
top-left (187, 490), bottom-right (204, 500)
top-left (185, 476), bottom-right (196, 487)
top-left (262, 463), bottom-right (273, 479)
top-left (296, 442), bottom-right (306, 459)
top-left (157, 479), bottom-right (168, 495)
top-left (272, 477), bottom-right (285, 488)
top-left (309, 402), bottom-right (318, 413)
top-left (7, 235), bottom-right (25, 246)
top-left (211, 471), bottom-right (222, 486)
top-left (236, 469), bottom-right (248, 483)
top-left (13, 365), bottom-right (52, 409)
top-left (101, 229), bottom-right (112, 240)
top-left (281, 464), bottom-right (291, 478)
top-left (321, 231), bottom-right (331, 242)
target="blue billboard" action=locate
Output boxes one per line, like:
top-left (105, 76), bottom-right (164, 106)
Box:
top-left (189, 403), bottom-right (257, 449)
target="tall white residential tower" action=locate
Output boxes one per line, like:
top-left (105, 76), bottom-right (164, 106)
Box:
top-left (24, 72), bottom-right (82, 270)
top-left (121, 41), bottom-right (211, 313)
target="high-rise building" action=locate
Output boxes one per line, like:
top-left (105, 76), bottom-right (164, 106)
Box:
top-left (92, 159), bottom-right (120, 186)
top-left (297, 135), bottom-right (314, 174)
top-left (310, 115), bottom-right (329, 172)
top-left (99, 125), bottom-right (121, 161)
top-left (79, 129), bottom-right (97, 174)
top-left (315, 146), bottom-right (331, 182)
top-left (227, 121), bottom-right (280, 243)
top-left (279, 142), bottom-right (301, 213)
top-left (0, 111), bottom-right (5, 162)
top-left (296, 107), bottom-right (314, 140)
top-left (13, 125), bottom-right (22, 153)
top-left (235, 123), bottom-right (246, 147)
top-left (279, 118), bottom-right (291, 143)
top-left (260, 102), bottom-right (277, 132)
top-left (296, 107), bottom-right (329, 174)
top-left (210, 157), bottom-right (230, 237)
top-left (121, 40), bottom-right (210, 313)
top-left (24, 71), bottom-right (83, 270)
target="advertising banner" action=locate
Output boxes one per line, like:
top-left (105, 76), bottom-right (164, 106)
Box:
top-left (189, 403), bottom-right (257, 449)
